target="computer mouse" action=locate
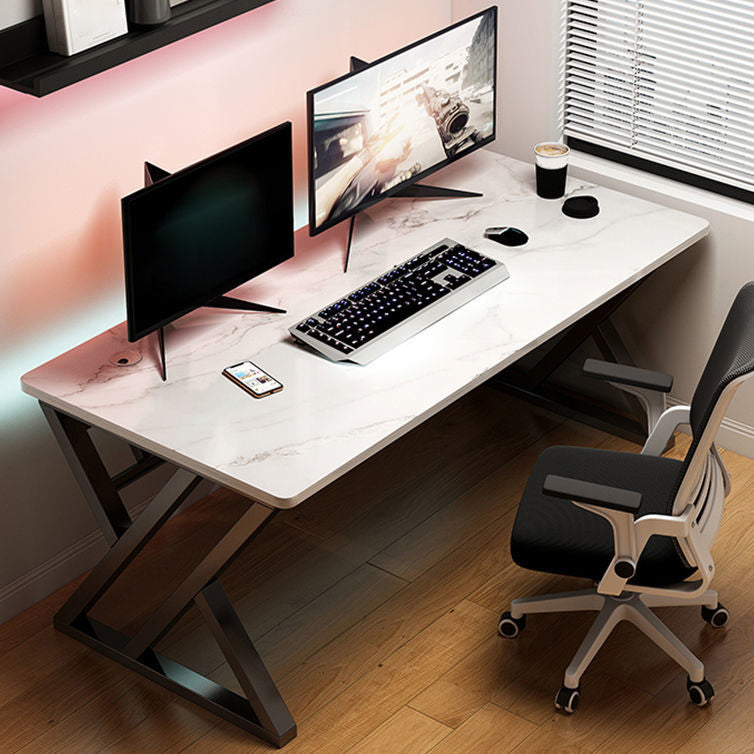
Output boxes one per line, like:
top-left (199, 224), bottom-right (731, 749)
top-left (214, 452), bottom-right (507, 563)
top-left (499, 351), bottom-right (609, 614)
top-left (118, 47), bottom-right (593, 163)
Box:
top-left (484, 226), bottom-right (529, 246)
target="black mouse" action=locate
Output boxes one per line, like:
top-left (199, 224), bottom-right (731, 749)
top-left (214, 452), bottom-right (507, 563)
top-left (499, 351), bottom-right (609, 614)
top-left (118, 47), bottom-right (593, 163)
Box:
top-left (484, 226), bottom-right (529, 246)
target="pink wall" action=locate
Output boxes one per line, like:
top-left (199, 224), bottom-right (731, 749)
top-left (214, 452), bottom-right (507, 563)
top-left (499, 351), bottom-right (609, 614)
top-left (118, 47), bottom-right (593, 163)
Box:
top-left (0, 0), bottom-right (451, 347)
top-left (0, 0), bottom-right (452, 619)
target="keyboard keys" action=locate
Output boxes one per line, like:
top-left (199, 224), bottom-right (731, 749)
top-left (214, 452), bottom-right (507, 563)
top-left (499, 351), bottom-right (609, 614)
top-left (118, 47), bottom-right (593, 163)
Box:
top-left (378, 269), bottom-right (403, 286)
top-left (290, 239), bottom-right (505, 361)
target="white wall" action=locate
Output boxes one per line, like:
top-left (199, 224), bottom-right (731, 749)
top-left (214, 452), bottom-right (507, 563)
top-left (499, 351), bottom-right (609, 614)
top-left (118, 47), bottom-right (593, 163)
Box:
top-left (0, 0), bottom-right (453, 624)
top-left (0, 0), bottom-right (40, 29)
top-left (453, 0), bottom-right (754, 457)
top-left (453, 0), bottom-right (562, 161)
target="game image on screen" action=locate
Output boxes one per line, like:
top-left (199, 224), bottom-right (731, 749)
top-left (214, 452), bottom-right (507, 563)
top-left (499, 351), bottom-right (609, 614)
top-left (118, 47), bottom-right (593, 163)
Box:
top-left (309, 7), bottom-right (496, 234)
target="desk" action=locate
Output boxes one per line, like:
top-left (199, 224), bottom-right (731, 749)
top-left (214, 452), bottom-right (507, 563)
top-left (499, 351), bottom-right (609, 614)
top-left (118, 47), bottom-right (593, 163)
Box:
top-left (21, 149), bottom-right (708, 747)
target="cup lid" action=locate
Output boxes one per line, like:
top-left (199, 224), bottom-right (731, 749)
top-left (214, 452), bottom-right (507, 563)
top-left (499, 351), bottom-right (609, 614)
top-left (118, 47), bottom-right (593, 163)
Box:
top-left (562, 195), bottom-right (600, 219)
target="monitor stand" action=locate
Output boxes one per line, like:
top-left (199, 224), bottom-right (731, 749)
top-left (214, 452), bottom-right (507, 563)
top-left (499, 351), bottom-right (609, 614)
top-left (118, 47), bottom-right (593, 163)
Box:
top-left (342, 57), bottom-right (483, 272)
top-left (144, 161), bottom-right (171, 186)
top-left (205, 296), bottom-right (286, 314)
top-left (343, 182), bottom-right (483, 273)
top-left (157, 326), bottom-right (167, 382)
top-left (145, 162), bottom-right (286, 381)
top-left (155, 297), bottom-right (286, 382)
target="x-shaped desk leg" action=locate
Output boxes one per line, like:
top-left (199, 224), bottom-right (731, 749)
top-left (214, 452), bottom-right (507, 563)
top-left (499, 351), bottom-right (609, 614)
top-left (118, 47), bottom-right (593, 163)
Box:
top-left (42, 403), bottom-right (297, 748)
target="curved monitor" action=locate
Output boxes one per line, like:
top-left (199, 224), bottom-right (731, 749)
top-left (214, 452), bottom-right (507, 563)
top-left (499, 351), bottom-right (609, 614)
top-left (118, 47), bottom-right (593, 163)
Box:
top-left (122, 122), bottom-right (293, 342)
top-left (307, 7), bottom-right (497, 235)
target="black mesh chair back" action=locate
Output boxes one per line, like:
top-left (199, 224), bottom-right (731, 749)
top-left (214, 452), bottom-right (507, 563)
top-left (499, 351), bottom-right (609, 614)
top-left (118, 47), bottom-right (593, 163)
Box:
top-left (688, 282), bottom-right (754, 445)
top-left (674, 282), bottom-right (754, 518)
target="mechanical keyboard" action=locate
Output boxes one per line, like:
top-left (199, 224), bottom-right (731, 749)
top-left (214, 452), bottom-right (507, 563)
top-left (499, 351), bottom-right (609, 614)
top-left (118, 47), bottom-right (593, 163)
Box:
top-left (289, 238), bottom-right (510, 364)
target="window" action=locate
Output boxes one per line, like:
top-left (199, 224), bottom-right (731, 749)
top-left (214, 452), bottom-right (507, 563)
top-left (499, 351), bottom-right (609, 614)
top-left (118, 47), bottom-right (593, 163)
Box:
top-left (562, 0), bottom-right (754, 202)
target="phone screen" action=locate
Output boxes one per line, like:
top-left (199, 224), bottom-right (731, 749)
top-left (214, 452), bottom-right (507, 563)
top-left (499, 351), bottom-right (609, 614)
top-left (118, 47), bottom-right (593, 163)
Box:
top-left (225, 361), bottom-right (282, 395)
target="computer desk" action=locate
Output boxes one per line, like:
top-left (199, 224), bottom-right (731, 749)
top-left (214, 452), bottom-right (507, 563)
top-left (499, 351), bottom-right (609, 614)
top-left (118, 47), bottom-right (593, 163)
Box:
top-left (20, 149), bottom-right (709, 747)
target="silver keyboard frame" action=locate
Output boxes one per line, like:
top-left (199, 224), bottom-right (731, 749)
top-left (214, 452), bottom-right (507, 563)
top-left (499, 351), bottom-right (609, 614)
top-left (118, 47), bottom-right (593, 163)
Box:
top-left (289, 238), bottom-right (511, 365)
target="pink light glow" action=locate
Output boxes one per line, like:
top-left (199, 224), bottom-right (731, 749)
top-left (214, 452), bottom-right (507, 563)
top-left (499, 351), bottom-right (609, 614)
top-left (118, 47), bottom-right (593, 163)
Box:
top-left (0, 0), bottom-right (452, 347)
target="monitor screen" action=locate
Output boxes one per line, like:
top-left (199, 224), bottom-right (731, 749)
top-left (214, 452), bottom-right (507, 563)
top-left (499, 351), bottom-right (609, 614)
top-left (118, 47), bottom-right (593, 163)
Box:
top-left (122, 122), bottom-right (294, 342)
top-left (307, 7), bottom-right (497, 235)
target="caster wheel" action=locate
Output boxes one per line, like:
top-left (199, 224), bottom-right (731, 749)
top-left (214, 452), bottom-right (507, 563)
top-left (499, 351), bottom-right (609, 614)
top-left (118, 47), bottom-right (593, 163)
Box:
top-left (687, 676), bottom-right (714, 707)
top-left (701, 603), bottom-right (729, 628)
top-left (554, 685), bottom-right (580, 714)
top-left (498, 611), bottom-right (526, 638)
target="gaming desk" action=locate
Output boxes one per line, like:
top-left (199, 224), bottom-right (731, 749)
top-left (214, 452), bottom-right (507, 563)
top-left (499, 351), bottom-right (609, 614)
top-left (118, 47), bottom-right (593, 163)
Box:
top-left (20, 149), bottom-right (709, 746)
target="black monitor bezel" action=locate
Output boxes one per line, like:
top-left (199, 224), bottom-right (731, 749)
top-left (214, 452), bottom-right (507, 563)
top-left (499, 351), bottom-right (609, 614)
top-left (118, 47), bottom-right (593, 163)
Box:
top-left (306, 6), bottom-right (498, 237)
top-left (122, 121), bottom-right (294, 343)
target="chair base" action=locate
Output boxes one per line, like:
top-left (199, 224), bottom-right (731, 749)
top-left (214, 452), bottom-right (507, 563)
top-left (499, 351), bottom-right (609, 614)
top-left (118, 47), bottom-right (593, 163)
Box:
top-left (508, 587), bottom-right (719, 690)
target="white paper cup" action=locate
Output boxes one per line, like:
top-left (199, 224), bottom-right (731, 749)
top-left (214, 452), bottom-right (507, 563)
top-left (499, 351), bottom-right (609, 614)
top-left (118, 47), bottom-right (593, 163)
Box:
top-left (534, 142), bottom-right (570, 198)
top-left (534, 142), bottom-right (570, 169)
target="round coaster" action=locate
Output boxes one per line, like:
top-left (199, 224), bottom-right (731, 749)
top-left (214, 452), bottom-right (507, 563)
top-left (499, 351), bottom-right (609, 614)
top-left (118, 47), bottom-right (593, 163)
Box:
top-left (563, 195), bottom-right (600, 219)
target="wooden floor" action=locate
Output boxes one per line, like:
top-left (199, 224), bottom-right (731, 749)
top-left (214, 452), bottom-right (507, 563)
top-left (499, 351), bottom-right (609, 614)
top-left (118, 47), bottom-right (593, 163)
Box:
top-left (3, 387), bottom-right (754, 754)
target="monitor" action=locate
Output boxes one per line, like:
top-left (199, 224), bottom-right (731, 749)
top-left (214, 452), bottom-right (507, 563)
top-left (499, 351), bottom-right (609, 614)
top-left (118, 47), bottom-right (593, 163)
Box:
top-left (122, 122), bottom-right (294, 342)
top-left (307, 7), bottom-right (497, 235)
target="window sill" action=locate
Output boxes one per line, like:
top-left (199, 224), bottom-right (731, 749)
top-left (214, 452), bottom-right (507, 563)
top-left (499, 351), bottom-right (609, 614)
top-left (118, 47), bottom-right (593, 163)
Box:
top-left (569, 151), bottom-right (754, 224)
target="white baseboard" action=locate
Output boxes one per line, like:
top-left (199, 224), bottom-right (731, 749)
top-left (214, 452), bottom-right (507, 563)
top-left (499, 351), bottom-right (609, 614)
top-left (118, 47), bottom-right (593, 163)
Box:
top-left (712, 415), bottom-right (754, 460)
top-left (667, 396), bottom-right (754, 460)
top-left (0, 479), bottom-right (214, 627)
top-left (0, 528), bottom-right (106, 625)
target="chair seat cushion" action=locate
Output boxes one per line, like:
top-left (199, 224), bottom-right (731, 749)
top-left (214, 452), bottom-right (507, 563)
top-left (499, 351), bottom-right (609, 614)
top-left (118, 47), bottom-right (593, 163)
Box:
top-left (511, 446), bottom-right (696, 586)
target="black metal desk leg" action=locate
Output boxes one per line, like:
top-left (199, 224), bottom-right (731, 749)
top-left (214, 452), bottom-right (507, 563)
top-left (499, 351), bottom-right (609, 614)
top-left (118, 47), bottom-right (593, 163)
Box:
top-left (122, 503), bottom-right (276, 659)
top-left (489, 281), bottom-right (652, 443)
top-left (55, 467), bottom-right (203, 627)
top-left (41, 403), bottom-right (133, 544)
top-left (196, 580), bottom-right (297, 742)
top-left (42, 402), bottom-right (298, 747)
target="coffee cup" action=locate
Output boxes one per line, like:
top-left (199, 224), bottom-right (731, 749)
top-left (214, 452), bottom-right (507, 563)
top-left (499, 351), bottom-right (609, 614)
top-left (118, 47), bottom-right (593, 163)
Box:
top-left (534, 142), bottom-right (569, 199)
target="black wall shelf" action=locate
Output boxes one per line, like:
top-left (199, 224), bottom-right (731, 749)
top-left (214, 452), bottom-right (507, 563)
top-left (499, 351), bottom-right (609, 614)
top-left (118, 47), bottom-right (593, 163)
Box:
top-left (0, 0), bottom-right (275, 97)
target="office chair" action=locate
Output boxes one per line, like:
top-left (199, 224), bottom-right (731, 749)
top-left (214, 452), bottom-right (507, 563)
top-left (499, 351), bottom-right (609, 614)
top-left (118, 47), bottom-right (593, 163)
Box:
top-left (499, 282), bottom-right (754, 713)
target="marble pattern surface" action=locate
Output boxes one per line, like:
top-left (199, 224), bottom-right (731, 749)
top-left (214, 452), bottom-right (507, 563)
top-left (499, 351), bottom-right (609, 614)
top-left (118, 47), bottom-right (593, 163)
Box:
top-left (21, 150), bottom-right (709, 508)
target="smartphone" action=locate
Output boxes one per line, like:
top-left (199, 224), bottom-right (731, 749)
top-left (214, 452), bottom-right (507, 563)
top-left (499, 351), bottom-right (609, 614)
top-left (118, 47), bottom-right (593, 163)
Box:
top-left (222, 361), bottom-right (284, 398)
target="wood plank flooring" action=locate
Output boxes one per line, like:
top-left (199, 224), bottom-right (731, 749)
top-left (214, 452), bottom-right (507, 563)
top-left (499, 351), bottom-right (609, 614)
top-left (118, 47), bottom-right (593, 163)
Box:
top-left (2, 387), bottom-right (754, 753)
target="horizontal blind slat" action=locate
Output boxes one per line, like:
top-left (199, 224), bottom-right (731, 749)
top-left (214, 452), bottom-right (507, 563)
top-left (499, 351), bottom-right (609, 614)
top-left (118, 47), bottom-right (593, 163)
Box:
top-left (565, 77), bottom-right (754, 124)
top-left (565, 128), bottom-right (754, 191)
top-left (566, 23), bottom-right (754, 79)
top-left (564, 0), bottom-right (754, 194)
top-left (565, 86), bottom-right (754, 142)
top-left (565, 55), bottom-right (754, 119)
top-left (565, 37), bottom-right (754, 98)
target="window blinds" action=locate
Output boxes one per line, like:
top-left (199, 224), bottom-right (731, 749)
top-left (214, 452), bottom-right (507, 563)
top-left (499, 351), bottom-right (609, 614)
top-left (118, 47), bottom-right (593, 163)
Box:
top-left (563, 0), bottom-right (754, 195)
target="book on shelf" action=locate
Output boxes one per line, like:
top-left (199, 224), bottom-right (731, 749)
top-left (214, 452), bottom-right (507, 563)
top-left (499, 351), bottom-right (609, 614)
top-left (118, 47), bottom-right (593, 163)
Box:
top-left (42, 0), bottom-right (129, 56)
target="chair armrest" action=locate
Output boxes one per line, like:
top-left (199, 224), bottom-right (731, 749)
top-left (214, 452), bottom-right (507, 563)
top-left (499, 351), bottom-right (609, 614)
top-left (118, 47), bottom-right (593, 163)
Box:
top-left (543, 474), bottom-right (642, 514)
top-left (583, 358), bottom-right (673, 393)
top-left (642, 404), bottom-right (690, 456)
top-left (543, 474), bottom-right (642, 593)
top-left (542, 475), bottom-right (715, 598)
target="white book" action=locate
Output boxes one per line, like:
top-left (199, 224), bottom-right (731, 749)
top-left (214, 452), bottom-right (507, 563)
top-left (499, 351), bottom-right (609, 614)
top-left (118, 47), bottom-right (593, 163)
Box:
top-left (44, 0), bottom-right (128, 56)
top-left (41, 0), bottom-right (61, 53)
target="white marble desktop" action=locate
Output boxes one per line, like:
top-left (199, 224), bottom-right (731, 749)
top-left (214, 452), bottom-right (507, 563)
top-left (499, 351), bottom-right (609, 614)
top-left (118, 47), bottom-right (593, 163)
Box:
top-left (21, 150), bottom-right (709, 508)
